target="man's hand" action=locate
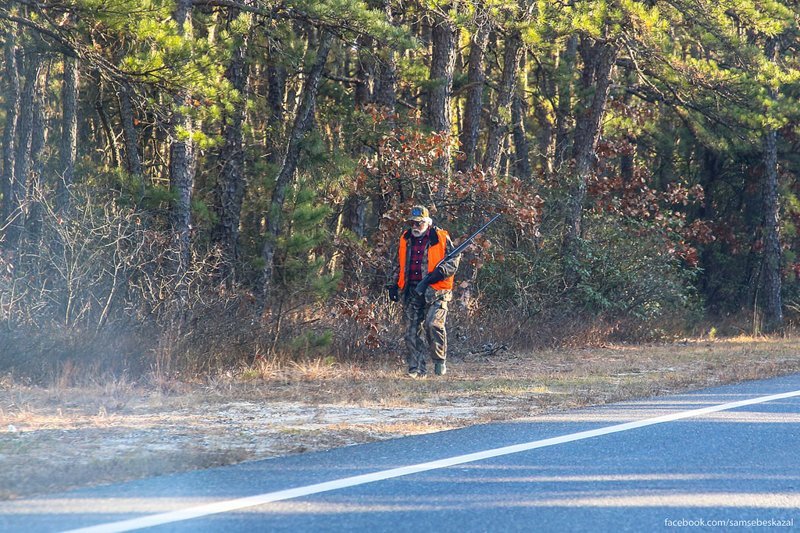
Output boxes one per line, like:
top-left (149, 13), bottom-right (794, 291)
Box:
top-left (414, 269), bottom-right (444, 296)
top-left (387, 285), bottom-right (399, 302)
top-left (414, 278), bottom-right (428, 297)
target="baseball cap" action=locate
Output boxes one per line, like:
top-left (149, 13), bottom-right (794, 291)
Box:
top-left (407, 205), bottom-right (430, 222)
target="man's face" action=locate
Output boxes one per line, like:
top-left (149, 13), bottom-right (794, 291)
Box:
top-left (410, 219), bottom-right (429, 237)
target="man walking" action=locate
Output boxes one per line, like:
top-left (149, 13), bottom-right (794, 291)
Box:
top-left (387, 205), bottom-right (460, 378)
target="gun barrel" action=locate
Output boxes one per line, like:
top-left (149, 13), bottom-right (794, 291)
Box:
top-left (445, 213), bottom-right (502, 261)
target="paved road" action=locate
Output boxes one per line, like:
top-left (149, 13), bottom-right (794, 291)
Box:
top-left (2, 374), bottom-right (800, 532)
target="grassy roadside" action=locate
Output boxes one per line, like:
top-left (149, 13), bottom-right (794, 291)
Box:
top-left (1, 335), bottom-right (800, 500)
top-left (248, 335), bottom-right (800, 414)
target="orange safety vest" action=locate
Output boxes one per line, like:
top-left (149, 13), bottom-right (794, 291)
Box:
top-left (397, 228), bottom-right (454, 291)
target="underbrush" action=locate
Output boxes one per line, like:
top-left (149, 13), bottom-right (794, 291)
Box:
top-left (0, 294), bottom-right (742, 385)
top-left (0, 187), bottom-right (777, 385)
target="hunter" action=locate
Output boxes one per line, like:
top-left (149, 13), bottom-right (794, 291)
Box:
top-left (387, 205), bottom-right (460, 378)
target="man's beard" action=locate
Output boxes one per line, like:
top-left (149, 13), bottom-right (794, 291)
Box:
top-left (411, 226), bottom-right (427, 237)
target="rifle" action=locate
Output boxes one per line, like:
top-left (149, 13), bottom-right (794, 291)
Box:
top-left (437, 213), bottom-right (502, 267)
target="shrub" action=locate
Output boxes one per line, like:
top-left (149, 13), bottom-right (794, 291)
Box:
top-left (474, 212), bottom-right (703, 344)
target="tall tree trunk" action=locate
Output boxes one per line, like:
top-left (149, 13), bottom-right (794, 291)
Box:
top-left (761, 37), bottom-right (783, 332)
top-left (696, 145), bottom-right (721, 303)
top-left (118, 81), bottom-right (143, 188)
top-left (369, 0), bottom-right (398, 229)
top-left (374, 49), bottom-right (397, 112)
top-left (7, 52), bottom-right (43, 249)
top-left (259, 30), bottom-right (333, 306)
top-left (240, 60), bottom-right (284, 253)
top-left (512, 88), bottom-right (532, 180)
top-left (169, 0), bottom-right (197, 276)
top-left (457, 11), bottom-right (490, 172)
top-left (342, 27), bottom-right (383, 281)
top-left (27, 61), bottom-right (48, 245)
top-left (94, 71), bottom-right (120, 169)
top-left (344, 34), bottom-right (374, 241)
top-left (354, 36), bottom-right (373, 109)
top-left (58, 54), bottom-right (79, 213)
top-left (761, 128), bottom-right (783, 332)
top-left (373, 0), bottom-right (397, 113)
top-left (483, 31), bottom-right (524, 173)
top-left (562, 37), bottom-right (618, 285)
top-left (427, 10), bottom-right (457, 200)
top-left (653, 102), bottom-right (675, 192)
top-left (266, 64), bottom-right (287, 165)
top-left (619, 66), bottom-right (636, 185)
top-left (531, 74), bottom-right (554, 177)
top-left (1, 29), bottom-right (20, 236)
top-left (213, 7), bottom-right (252, 282)
top-left (554, 35), bottom-right (578, 172)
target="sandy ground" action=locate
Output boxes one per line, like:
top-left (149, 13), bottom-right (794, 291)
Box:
top-left (3, 338), bottom-right (800, 500)
top-left (0, 380), bottom-right (509, 500)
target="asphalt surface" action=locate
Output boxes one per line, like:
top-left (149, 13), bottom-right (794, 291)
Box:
top-left (2, 374), bottom-right (800, 532)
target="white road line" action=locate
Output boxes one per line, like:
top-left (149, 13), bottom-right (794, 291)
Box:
top-left (65, 388), bottom-right (800, 533)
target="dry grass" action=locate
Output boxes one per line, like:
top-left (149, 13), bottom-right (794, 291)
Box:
top-left (2, 335), bottom-right (800, 500)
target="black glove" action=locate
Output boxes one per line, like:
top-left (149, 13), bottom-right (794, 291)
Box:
top-left (414, 269), bottom-right (444, 296)
top-left (387, 285), bottom-right (399, 302)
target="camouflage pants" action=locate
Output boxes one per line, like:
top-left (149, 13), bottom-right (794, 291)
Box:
top-left (403, 289), bottom-right (449, 375)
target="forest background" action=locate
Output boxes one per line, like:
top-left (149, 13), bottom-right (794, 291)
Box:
top-left (1, 0), bottom-right (799, 381)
